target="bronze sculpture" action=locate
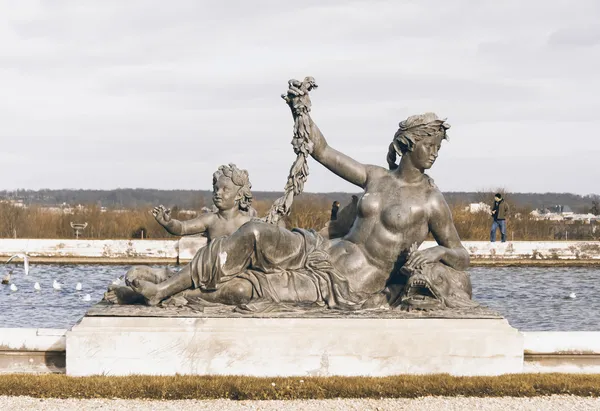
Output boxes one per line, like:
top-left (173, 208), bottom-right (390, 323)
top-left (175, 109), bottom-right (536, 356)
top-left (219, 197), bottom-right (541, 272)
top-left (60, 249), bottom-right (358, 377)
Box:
top-left (153, 164), bottom-right (256, 241)
top-left (103, 163), bottom-right (256, 304)
top-left (319, 195), bottom-right (359, 239)
top-left (113, 79), bottom-right (476, 312)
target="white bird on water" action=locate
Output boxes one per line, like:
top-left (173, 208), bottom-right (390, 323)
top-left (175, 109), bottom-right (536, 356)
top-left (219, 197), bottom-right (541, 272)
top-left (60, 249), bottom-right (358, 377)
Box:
top-left (34, 282), bottom-right (41, 291)
top-left (10, 283), bottom-right (18, 292)
top-left (6, 254), bottom-right (29, 276)
top-left (82, 294), bottom-right (91, 302)
top-left (569, 292), bottom-right (577, 299)
top-left (75, 282), bottom-right (83, 291)
top-left (53, 280), bottom-right (62, 291)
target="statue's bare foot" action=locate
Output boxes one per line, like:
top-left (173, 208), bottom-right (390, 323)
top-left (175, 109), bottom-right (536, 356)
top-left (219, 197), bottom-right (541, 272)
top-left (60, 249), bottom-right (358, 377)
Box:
top-left (104, 289), bottom-right (119, 304)
top-left (130, 279), bottom-right (162, 306)
top-left (104, 285), bottom-right (146, 305)
top-left (125, 266), bottom-right (171, 286)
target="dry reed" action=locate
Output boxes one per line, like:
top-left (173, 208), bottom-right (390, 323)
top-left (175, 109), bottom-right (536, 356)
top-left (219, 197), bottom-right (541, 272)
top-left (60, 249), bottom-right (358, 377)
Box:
top-left (0, 373), bottom-right (599, 399)
top-left (0, 199), bottom-right (594, 240)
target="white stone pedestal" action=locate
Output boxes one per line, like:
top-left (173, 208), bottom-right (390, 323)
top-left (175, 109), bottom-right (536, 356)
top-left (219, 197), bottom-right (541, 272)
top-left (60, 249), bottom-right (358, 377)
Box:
top-left (66, 316), bottom-right (523, 377)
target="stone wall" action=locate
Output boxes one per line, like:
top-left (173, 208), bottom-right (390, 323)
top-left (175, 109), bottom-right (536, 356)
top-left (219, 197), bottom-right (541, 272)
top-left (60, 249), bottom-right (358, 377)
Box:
top-left (523, 332), bottom-right (600, 373)
top-left (0, 328), bottom-right (66, 374)
top-left (0, 238), bottom-right (598, 263)
top-left (458, 241), bottom-right (600, 261)
top-left (0, 239), bottom-right (180, 262)
top-left (3, 327), bottom-right (600, 374)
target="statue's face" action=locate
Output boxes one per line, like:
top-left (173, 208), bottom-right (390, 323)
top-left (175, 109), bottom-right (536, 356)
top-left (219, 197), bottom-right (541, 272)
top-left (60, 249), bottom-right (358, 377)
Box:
top-left (411, 134), bottom-right (443, 170)
top-left (213, 175), bottom-right (240, 211)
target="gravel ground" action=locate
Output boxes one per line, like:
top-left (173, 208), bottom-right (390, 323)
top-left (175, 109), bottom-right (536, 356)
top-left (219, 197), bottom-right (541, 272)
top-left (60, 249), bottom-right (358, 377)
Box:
top-left (1, 396), bottom-right (599, 411)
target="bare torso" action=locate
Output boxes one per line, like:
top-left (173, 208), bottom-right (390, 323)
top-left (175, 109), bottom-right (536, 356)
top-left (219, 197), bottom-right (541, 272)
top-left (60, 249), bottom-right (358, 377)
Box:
top-left (327, 167), bottom-right (438, 293)
top-left (204, 212), bottom-right (253, 242)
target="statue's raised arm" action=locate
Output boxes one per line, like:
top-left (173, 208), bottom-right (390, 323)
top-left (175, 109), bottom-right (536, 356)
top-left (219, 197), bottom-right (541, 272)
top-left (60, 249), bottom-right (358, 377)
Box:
top-left (285, 77), bottom-right (371, 188)
top-left (264, 77), bottom-right (372, 224)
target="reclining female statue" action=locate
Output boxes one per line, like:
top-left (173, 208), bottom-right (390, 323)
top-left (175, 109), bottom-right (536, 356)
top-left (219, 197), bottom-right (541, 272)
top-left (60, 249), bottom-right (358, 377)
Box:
top-left (125, 83), bottom-right (477, 312)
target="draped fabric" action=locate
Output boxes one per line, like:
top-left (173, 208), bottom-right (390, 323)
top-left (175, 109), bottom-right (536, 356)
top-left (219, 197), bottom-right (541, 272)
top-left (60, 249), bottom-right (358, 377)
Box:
top-left (188, 227), bottom-right (368, 312)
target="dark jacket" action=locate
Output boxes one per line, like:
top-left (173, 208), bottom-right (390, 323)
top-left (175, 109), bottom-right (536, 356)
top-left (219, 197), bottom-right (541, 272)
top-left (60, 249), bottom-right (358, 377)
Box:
top-left (492, 199), bottom-right (509, 220)
top-left (330, 203), bottom-right (340, 220)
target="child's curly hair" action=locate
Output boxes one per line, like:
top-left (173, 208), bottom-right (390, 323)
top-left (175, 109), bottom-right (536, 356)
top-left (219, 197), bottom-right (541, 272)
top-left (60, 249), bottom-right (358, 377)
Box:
top-left (213, 163), bottom-right (253, 211)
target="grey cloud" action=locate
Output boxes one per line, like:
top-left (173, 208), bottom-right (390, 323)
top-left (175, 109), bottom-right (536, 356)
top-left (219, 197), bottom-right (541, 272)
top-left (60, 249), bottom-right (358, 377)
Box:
top-left (548, 26), bottom-right (600, 47)
top-left (0, 1), bottom-right (598, 195)
top-left (3, 0), bottom-right (465, 73)
top-left (318, 72), bottom-right (542, 103)
top-left (433, 152), bottom-right (600, 195)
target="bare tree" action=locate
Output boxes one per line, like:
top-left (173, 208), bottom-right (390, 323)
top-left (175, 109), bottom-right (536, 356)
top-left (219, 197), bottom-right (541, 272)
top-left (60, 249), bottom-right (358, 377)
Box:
top-left (590, 198), bottom-right (600, 216)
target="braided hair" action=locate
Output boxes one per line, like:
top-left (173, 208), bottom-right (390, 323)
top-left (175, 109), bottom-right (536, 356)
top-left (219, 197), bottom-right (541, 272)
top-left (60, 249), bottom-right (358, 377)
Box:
top-left (387, 113), bottom-right (450, 170)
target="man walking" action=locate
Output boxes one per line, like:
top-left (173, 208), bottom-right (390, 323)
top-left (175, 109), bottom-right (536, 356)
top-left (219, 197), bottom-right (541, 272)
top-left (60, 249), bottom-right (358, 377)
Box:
top-left (490, 193), bottom-right (509, 242)
top-left (330, 201), bottom-right (340, 221)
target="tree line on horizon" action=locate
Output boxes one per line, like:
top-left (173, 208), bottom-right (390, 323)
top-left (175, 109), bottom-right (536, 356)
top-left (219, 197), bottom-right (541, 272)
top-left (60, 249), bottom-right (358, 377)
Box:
top-left (1, 188), bottom-right (599, 214)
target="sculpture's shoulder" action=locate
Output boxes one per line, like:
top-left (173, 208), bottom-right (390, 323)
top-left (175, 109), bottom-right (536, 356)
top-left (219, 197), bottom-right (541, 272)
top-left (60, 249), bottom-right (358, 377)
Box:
top-left (237, 214), bottom-right (254, 226)
top-left (199, 211), bottom-right (218, 224)
top-left (364, 164), bottom-right (389, 182)
top-left (423, 175), bottom-right (451, 212)
top-left (424, 174), bottom-right (439, 190)
top-left (243, 206), bottom-right (259, 217)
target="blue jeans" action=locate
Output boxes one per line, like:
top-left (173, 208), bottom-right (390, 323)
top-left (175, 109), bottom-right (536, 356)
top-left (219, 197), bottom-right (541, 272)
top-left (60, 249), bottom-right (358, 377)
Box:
top-left (491, 219), bottom-right (506, 242)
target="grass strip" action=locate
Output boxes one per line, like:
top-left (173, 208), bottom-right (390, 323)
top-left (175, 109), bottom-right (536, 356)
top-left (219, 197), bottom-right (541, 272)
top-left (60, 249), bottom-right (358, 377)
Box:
top-left (1, 374), bottom-right (600, 400)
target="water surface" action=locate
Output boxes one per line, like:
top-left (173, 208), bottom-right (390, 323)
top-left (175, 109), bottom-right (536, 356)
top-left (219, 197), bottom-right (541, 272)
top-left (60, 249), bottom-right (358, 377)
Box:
top-left (0, 264), bottom-right (597, 331)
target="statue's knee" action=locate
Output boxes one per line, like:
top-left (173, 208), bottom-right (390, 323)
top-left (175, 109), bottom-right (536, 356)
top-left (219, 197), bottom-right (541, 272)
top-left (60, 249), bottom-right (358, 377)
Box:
top-left (222, 280), bottom-right (252, 304)
top-left (234, 281), bottom-right (252, 298)
top-left (238, 221), bottom-right (263, 241)
top-left (125, 266), bottom-right (144, 281)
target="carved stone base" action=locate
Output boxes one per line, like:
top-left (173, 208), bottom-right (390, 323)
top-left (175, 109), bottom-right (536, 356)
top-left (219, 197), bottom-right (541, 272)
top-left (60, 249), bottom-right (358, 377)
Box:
top-left (66, 308), bottom-right (523, 377)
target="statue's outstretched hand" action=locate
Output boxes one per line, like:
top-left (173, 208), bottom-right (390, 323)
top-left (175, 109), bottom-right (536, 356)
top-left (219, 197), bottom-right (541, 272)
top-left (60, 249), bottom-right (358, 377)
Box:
top-left (152, 205), bottom-right (171, 226)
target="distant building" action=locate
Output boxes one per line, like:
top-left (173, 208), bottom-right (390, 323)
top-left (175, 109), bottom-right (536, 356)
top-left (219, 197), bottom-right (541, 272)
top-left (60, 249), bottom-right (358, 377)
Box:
top-left (0, 199), bottom-right (28, 208)
top-left (531, 205), bottom-right (599, 223)
top-left (39, 203), bottom-right (82, 214)
top-left (179, 209), bottom-right (199, 217)
top-left (549, 205), bottom-right (573, 216)
top-left (465, 202), bottom-right (491, 214)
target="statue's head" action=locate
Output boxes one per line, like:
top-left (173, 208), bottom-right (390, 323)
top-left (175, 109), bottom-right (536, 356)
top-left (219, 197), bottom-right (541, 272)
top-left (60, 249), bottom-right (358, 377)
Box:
top-left (212, 164), bottom-right (253, 212)
top-left (387, 113), bottom-right (450, 170)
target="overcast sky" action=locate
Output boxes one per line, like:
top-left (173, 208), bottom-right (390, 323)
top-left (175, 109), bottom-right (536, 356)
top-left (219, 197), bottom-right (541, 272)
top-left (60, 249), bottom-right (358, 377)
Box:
top-left (0, 0), bottom-right (598, 195)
